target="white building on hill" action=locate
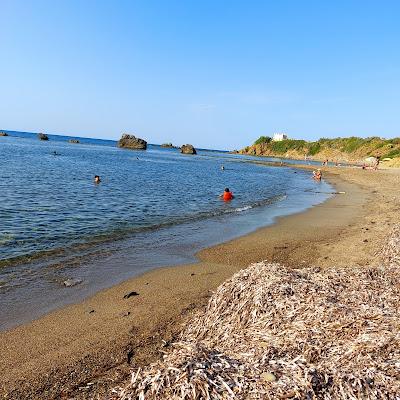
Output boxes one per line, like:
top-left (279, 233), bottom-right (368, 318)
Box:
top-left (273, 133), bottom-right (288, 141)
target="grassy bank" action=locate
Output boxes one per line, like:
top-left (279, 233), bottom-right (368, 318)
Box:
top-left (240, 136), bottom-right (400, 163)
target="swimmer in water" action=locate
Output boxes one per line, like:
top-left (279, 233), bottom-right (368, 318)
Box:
top-left (94, 175), bottom-right (101, 184)
top-left (313, 169), bottom-right (322, 181)
top-left (221, 165), bottom-right (225, 170)
top-left (219, 187), bottom-right (234, 201)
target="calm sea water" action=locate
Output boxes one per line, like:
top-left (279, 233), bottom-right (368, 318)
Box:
top-left (0, 131), bottom-right (333, 330)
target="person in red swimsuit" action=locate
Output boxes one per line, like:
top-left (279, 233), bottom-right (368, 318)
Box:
top-left (220, 188), bottom-right (234, 201)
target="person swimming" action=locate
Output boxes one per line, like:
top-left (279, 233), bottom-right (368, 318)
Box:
top-left (94, 175), bottom-right (101, 184)
top-left (220, 187), bottom-right (234, 201)
top-left (221, 165), bottom-right (225, 170)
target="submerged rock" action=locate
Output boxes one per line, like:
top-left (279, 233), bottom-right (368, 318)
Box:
top-left (38, 133), bottom-right (49, 141)
top-left (68, 139), bottom-right (80, 144)
top-left (0, 131), bottom-right (8, 136)
top-left (118, 134), bottom-right (147, 150)
top-left (181, 144), bottom-right (197, 155)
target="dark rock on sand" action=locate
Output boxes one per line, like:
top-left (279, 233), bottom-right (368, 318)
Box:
top-left (0, 131), bottom-right (8, 136)
top-left (68, 139), bottom-right (80, 144)
top-left (63, 278), bottom-right (83, 287)
top-left (118, 134), bottom-right (147, 150)
top-left (38, 133), bottom-right (49, 141)
top-left (181, 144), bottom-right (197, 155)
top-left (123, 291), bottom-right (139, 299)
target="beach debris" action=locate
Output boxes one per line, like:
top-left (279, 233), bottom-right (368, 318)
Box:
top-left (260, 372), bottom-right (277, 383)
top-left (381, 224), bottom-right (400, 266)
top-left (123, 291), bottom-right (139, 299)
top-left (63, 278), bottom-right (83, 287)
top-left (87, 309), bottom-right (95, 314)
top-left (113, 225), bottom-right (400, 399)
top-left (127, 348), bottom-right (135, 364)
top-left (119, 311), bottom-right (131, 317)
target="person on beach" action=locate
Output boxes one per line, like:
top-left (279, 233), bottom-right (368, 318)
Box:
top-left (94, 175), bottom-right (101, 184)
top-left (220, 188), bottom-right (234, 201)
top-left (374, 156), bottom-right (380, 170)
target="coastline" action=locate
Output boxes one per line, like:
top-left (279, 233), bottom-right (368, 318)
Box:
top-left (1, 166), bottom-right (397, 399)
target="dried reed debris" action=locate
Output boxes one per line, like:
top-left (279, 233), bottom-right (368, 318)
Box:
top-left (114, 227), bottom-right (400, 399)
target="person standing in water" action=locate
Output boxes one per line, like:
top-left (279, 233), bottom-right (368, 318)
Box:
top-left (313, 169), bottom-right (322, 181)
top-left (94, 175), bottom-right (101, 184)
top-left (220, 188), bottom-right (234, 201)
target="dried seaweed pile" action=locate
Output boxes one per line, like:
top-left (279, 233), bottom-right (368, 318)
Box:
top-left (381, 224), bottom-right (400, 267)
top-left (114, 228), bottom-right (400, 400)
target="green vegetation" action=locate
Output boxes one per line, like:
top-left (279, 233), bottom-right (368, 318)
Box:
top-left (270, 139), bottom-right (306, 154)
top-left (306, 142), bottom-right (321, 155)
top-left (244, 136), bottom-right (400, 160)
top-left (382, 148), bottom-right (400, 159)
top-left (254, 136), bottom-right (272, 145)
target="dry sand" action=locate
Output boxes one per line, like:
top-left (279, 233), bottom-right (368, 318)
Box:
top-left (0, 165), bottom-right (399, 399)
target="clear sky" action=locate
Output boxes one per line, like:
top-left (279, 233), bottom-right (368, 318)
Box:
top-left (1, 0), bottom-right (400, 149)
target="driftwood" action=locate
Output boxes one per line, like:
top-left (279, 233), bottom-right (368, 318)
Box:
top-left (113, 226), bottom-right (400, 399)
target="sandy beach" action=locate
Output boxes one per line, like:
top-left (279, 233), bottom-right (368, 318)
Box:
top-left (1, 165), bottom-right (399, 399)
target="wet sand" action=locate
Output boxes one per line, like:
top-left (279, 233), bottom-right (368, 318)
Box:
top-left (1, 166), bottom-right (398, 399)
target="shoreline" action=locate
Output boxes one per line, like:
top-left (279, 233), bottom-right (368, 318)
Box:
top-left (1, 166), bottom-right (397, 399)
top-left (0, 165), bottom-right (331, 332)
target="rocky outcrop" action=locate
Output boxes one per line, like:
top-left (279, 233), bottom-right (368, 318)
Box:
top-left (0, 131), bottom-right (8, 136)
top-left (161, 143), bottom-right (176, 148)
top-left (118, 134), bottom-right (147, 150)
top-left (181, 144), bottom-right (197, 155)
top-left (68, 139), bottom-right (80, 144)
top-left (38, 133), bottom-right (49, 141)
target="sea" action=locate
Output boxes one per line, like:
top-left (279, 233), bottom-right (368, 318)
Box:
top-left (0, 130), bottom-right (333, 330)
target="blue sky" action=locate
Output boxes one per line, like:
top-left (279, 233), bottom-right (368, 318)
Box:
top-left (1, 0), bottom-right (400, 149)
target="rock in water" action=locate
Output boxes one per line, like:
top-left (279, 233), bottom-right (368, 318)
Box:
top-left (63, 278), bottom-right (83, 287)
top-left (160, 143), bottom-right (176, 148)
top-left (68, 139), bottom-right (80, 144)
top-left (181, 144), bottom-right (197, 154)
top-left (0, 131), bottom-right (8, 136)
top-left (118, 134), bottom-right (147, 150)
top-left (38, 133), bottom-right (49, 141)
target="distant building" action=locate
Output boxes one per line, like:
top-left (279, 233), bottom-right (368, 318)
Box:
top-left (273, 133), bottom-right (288, 141)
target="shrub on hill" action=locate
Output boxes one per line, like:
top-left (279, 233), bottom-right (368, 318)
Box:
top-left (254, 136), bottom-right (272, 145)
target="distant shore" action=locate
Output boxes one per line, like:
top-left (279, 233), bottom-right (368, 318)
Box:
top-left (2, 165), bottom-right (399, 399)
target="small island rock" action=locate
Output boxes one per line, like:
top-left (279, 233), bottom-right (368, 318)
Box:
top-left (161, 143), bottom-right (175, 148)
top-left (181, 144), bottom-right (197, 155)
top-left (68, 139), bottom-right (80, 144)
top-left (118, 134), bottom-right (147, 150)
top-left (38, 133), bottom-right (49, 141)
top-left (0, 132), bottom-right (8, 137)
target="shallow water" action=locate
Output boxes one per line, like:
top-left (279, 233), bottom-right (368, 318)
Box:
top-left (0, 131), bottom-right (333, 330)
